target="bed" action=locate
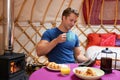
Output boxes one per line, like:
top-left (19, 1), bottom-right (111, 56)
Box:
top-left (85, 33), bottom-right (120, 70)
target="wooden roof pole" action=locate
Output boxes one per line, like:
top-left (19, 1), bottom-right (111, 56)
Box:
top-left (100, 0), bottom-right (104, 27)
top-left (114, 0), bottom-right (118, 27)
top-left (85, 0), bottom-right (95, 33)
top-left (41, 0), bottom-right (52, 24)
top-left (53, 0), bottom-right (65, 27)
top-left (87, 0), bottom-right (94, 27)
top-left (85, 0), bottom-right (89, 25)
top-left (100, 0), bottom-right (110, 33)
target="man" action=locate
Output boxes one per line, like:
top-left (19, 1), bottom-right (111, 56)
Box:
top-left (36, 7), bottom-right (88, 64)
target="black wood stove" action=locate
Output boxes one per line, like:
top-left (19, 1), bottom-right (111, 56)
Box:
top-left (0, 52), bottom-right (26, 80)
top-left (0, 0), bottom-right (28, 80)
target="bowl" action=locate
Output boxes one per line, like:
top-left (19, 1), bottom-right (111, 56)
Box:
top-left (73, 67), bottom-right (105, 80)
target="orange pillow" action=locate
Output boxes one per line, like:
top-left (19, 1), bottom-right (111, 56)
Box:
top-left (86, 33), bottom-right (101, 49)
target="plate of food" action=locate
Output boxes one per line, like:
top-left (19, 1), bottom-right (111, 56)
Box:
top-left (73, 67), bottom-right (105, 80)
top-left (46, 62), bottom-right (61, 71)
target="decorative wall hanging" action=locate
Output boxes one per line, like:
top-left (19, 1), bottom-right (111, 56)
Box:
top-left (83, 0), bottom-right (120, 25)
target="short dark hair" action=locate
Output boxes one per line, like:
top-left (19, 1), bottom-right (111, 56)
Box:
top-left (62, 7), bottom-right (79, 17)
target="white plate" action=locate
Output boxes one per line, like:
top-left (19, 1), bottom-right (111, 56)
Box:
top-left (46, 64), bottom-right (61, 71)
top-left (73, 67), bottom-right (105, 80)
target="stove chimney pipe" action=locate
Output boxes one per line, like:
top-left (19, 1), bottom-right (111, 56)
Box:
top-left (3, 0), bottom-right (14, 54)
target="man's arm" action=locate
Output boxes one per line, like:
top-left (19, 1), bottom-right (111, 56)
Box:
top-left (36, 39), bottom-right (58, 56)
top-left (74, 47), bottom-right (89, 63)
top-left (36, 33), bottom-right (67, 56)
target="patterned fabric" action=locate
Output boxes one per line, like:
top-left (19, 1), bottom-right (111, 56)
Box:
top-left (83, 0), bottom-right (120, 25)
top-left (100, 33), bottom-right (116, 46)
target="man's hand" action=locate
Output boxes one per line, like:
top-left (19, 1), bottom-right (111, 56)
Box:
top-left (56, 33), bottom-right (67, 43)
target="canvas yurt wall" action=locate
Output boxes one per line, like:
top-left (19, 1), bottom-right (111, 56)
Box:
top-left (0, 0), bottom-right (120, 65)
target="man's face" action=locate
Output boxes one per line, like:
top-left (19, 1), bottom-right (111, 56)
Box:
top-left (62, 13), bottom-right (78, 31)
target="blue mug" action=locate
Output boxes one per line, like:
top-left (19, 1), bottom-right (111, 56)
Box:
top-left (66, 32), bottom-right (75, 41)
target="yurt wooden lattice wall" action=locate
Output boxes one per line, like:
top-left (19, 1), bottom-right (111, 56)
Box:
top-left (0, 0), bottom-right (120, 65)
